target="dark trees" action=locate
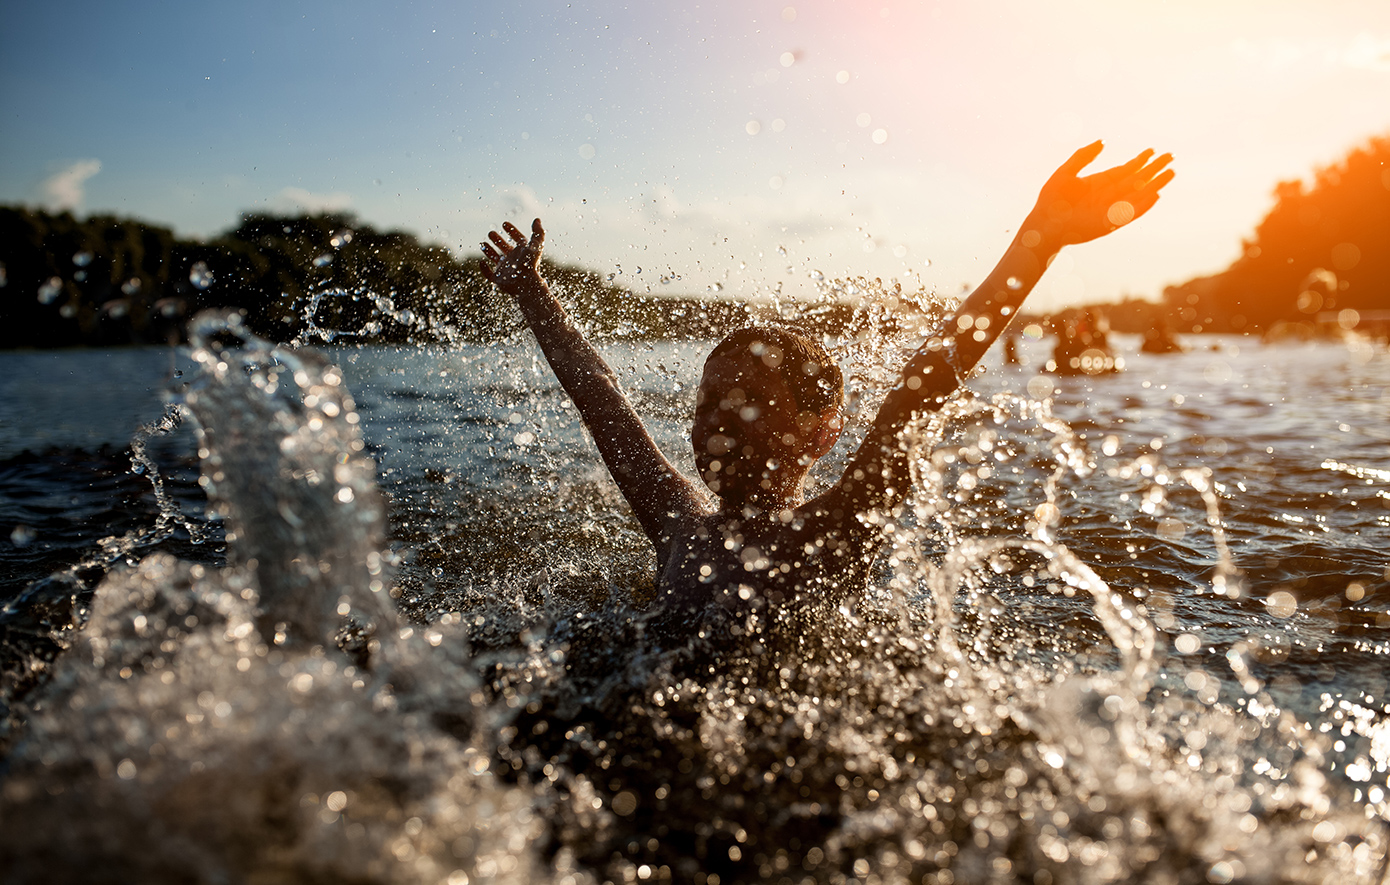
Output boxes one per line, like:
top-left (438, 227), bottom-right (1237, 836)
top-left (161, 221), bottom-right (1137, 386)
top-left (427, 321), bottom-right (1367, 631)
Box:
top-left (1163, 135), bottom-right (1390, 333)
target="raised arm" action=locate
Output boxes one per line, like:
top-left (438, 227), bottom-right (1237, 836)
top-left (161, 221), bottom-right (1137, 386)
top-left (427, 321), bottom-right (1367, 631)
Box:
top-left (824, 142), bottom-right (1174, 520)
top-left (950, 141), bottom-right (1173, 369)
top-left (480, 219), bottom-right (706, 545)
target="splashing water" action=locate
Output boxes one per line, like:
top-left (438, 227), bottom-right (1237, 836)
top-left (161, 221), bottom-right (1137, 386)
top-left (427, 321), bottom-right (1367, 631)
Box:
top-left (182, 311), bottom-right (395, 649)
top-left (2, 292), bottom-right (1389, 883)
top-left (2, 313), bottom-right (545, 883)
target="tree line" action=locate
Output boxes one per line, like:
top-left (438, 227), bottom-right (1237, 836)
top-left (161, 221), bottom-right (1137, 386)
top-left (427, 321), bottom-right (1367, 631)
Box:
top-left (0, 208), bottom-right (895, 348)
top-left (1160, 134), bottom-right (1390, 334)
top-left (7, 132), bottom-right (1382, 349)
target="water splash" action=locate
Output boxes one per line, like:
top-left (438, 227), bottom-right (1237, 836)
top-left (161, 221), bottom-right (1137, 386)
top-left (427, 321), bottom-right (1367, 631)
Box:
top-left (2, 304), bottom-right (1388, 882)
top-left (0, 402), bottom-right (210, 707)
top-left (2, 312), bottom-right (542, 883)
top-left (188, 261), bottom-right (214, 290)
top-left (185, 311), bottom-right (394, 649)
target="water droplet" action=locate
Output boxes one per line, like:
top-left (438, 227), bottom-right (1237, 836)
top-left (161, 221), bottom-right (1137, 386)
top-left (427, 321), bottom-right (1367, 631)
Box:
top-left (313, 253), bottom-right (334, 268)
top-left (121, 278), bottom-right (142, 295)
top-left (329, 230), bottom-right (354, 248)
top-left (856, 112), bottom-right (871, 128)
top-left (578, 143), bottom-right (596, 160)
top-left (779, 51), bottom-right (795, 67)
top-left (708, 282), bottom-right (724, 293)
top-left (37, 276), bottom-right (62, 304)
top-left (1006, 276), bottom-right (1022, 290)
top-left (871, 128), bottom-right (888, 144)
top-left (9, 525), bottom-right (35, 547)
top-left (836, 70), bottom-right (850, 84)
top-left (1156, 517), bottom-right (1186, 541)
top-left (810, 269), bottom-right (824, 281)
top-left (72, 251), bottom-right (93, 267)
top-left (776, 245), bottom-right (788, 257)
top-left (1265, 590), bottom-right (1298, 619)
top-left (189, 262), bottom-right (214, 289)
top-left (1106, 200), bottom-right (1135, 226)
top-left (746, 120), bottom-right (762, 136)
top-left (1026, 375), bottom-right (1055, 400)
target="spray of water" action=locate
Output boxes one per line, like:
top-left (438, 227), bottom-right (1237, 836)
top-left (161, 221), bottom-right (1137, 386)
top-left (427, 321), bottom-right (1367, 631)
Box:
top-left (3, 292), bottom-right (1388, 883)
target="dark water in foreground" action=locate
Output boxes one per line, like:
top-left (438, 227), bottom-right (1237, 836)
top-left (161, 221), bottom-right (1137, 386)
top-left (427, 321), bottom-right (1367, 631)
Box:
top-left (1, 320), bottom-right (1388, 884)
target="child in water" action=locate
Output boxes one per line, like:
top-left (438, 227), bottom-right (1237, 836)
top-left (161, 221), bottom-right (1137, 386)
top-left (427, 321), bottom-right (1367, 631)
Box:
top-left (480, 142), bottom-right (1173, 639)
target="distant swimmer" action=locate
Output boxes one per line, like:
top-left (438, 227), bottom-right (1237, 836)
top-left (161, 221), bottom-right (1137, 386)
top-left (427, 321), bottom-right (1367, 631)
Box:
top-left (479, 142), bottom-right (1173, 640)
top-left (1048, 309), bottom-right (1120, 375)
top-left (1141, 318), bottom-right (1187, 354)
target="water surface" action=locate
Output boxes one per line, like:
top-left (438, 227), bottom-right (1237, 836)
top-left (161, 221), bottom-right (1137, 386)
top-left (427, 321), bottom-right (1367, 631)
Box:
top-left (1, 328), bottom-right (1387, 884)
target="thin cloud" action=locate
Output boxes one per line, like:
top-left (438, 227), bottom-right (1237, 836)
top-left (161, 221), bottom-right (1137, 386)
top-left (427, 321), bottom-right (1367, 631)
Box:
top-left (642, 191), bottom-right (834, 241)
top-left (494, 185), bottom-right (545, 219)
top-left (1341, 32), bottom-right (1390, 71)
top-left (1230, 33), bottom-right (1390, 72)
top-left (40, 159), bottom-right (102, 211)
top-left (272, 186), bottom-right (353, 214)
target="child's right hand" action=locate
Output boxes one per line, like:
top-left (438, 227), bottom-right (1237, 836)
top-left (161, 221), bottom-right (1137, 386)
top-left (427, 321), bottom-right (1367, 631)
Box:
top-left (480, 218), bottom-right (546, 293)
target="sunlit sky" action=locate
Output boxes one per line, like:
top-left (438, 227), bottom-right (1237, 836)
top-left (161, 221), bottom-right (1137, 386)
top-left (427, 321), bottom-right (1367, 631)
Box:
top-left (3, 0), bottom-right (1387, 311)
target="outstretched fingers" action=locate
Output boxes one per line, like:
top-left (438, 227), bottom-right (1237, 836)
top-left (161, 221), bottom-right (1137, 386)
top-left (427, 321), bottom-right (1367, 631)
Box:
top-left (1128, 154), bottom-right (1175, 200)
top-left (479, 242), bottom-right (499, 281)
top-left (479, 218), bottom-right (546, 286)
top-left (491, 219), bottom-right (544, 253)
top-left (1135, 153), bottom-right (1174, 187)
top-left (1122, 148), bottom-right (1156, 172)
top-left (501, 221), bottom-right (528, 246)
top-left (1085, 148), bottom-right (1156, 192)
top-left (1120, 157), bottom-right (1176, 221)
top-left (488, 229), bottom-right (514, 253)
top-left (1129, 165), bottom-right (1176, 217)
top-left (1057, 140), bottom-right (1105, 179)
top-left (1104, 150), bottom-right (1173, 199)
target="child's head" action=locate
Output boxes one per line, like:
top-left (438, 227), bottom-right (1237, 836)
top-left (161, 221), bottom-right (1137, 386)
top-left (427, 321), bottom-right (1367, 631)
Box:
top-left (692, 326), bottom-right (844, 505)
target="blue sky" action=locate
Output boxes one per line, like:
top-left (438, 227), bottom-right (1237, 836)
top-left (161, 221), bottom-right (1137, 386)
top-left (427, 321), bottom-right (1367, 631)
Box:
top-left (3, 0), bottom-right (1388, 310)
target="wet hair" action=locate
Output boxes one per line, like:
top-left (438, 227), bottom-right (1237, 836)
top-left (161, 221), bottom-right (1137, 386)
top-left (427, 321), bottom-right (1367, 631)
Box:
top-left (706, 325), bottom-right (844, 414)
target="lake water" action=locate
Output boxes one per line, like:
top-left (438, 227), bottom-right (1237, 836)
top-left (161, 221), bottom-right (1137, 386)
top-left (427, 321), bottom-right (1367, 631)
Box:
top-left (1, 319), bottom-right (1388, 883)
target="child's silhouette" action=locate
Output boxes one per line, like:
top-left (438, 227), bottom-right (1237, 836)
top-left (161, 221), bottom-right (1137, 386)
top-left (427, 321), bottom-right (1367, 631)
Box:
top-left (480, 142), bottom-right (1173, 638)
